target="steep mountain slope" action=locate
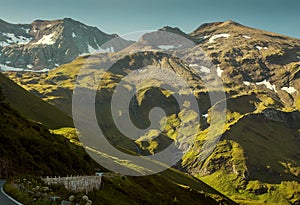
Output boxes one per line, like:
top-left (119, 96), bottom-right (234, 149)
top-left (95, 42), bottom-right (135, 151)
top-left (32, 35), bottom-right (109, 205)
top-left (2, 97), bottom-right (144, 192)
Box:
top-left (0, 72), bottom-right (73, 128)
top-left (0, 18), bottom-right (133, 71)
top-left (189, 20), bottom-right (300, 109)
top-left (0, 88), bottom-right (95, 178)
top-left (4, 20), bottom-right (300, 204)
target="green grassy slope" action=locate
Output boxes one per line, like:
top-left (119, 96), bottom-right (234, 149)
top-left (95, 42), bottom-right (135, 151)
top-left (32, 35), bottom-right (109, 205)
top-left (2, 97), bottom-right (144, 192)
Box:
top-left (0, 73), bottom-right (73, 129)
top-left (0, 99), bottom-right (95, 178)
top-left (52, 127), bottom-right (237, 204)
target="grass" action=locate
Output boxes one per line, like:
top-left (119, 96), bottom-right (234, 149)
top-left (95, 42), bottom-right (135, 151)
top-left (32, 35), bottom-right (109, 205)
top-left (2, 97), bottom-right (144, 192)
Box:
top-left (0, 98), bottom-right (97, 178)
top-left (196, 113), bottom-right (300, 204)
top-left (0, 73), bottom-right (73, 129)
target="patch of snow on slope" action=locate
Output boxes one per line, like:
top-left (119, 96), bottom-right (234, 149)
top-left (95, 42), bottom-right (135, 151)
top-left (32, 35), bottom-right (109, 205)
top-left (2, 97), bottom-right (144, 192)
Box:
top-left (256, 46), bottom-right (268, 50)
top-left (216, 65), bottom-right (223, 77)
top-left (189, 64), bottom-right (211, 73)
top-left (256, 79), bottom-right (277, 92)
top-left (22, 27), bottom-right (30, 33)
top-left (200, 66), bottom-right (210, 73)
top-left (202, 113), bottom-right (208, 118)
top-left (243, 35), bottom-right (251, 39)
top-left (209, 34), bottom-right (230, 43)
top-left (0, 41), bottom-right (10, 46)
top-left (35, 68), bottom-right (50, 72)
top-left (281, 86), bottom-right (298, 94)
top-left (0, 64), bottom-right (23, 71)
top-left (3, 33), bottom-right (32, 45)
top-left (80, 45), bottom-right (114, 56)
top-left (72, 32), bottom-right (77, 38)
top-left (0, 64), bottom-right (50, 72)
top-left (158, 44), bottom-right (182, 50)
top-left (33, 33), bottom-right (56, 45)
top-left (243, 81), bottom-right (251, 86)
top-left (23, 68), bottom-right (50, 72)
top-left (27, 64), bottom-right (33, 69)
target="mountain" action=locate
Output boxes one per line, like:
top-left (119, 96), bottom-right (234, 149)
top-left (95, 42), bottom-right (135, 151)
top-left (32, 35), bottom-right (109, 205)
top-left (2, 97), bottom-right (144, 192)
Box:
top-left (0, 86), bottom-right (236, 205)
top-left (3, 20), bottom-right (300, 204)
top-left (189, 20), bottom-right (300, 109)
top-left (0, 18), bottom-right (133, 71)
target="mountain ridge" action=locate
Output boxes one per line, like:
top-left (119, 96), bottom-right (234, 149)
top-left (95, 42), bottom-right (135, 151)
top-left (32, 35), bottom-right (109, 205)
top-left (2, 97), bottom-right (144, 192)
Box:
top-left (0, 18), bottom-right (133, 71)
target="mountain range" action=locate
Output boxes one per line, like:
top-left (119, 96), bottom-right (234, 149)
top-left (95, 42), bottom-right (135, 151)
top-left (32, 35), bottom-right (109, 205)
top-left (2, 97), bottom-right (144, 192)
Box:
top-left (1, 18), bottom-right (300, 204)
top-left (0, 18), bottom-right (132, 71)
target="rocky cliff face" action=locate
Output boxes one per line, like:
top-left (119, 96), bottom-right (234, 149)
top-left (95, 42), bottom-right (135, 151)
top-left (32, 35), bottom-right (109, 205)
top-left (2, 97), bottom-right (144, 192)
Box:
top-left (0, 18), bottom-right (132, 71)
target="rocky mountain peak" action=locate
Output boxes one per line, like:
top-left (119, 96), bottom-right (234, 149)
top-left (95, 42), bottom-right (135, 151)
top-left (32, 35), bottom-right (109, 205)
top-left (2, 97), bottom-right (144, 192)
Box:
top-left (0, 18), bottom-right (132, 71)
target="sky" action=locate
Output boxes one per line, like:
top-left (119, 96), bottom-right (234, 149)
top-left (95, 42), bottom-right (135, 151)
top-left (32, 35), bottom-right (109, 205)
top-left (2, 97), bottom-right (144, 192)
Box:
top-left (0, 0), bottom-right (299, 38)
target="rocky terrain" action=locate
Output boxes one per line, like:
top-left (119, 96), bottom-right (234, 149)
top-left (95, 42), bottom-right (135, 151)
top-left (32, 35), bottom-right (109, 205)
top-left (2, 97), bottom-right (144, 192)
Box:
top-left (0, 18), bottom-right (133, 71)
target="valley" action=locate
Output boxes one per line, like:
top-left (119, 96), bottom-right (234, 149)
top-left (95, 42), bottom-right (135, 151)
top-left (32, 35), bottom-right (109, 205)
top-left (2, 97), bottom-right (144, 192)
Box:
top-left (0, 18), bottom-right (299, 204)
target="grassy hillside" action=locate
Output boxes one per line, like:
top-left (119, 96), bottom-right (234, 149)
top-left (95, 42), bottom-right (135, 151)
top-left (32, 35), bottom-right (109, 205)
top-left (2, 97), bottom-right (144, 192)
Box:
top-left (0, 73), bottom-right (73, 129)
top-left (51, 127), bottom-right (236, 204)
top-left (0, 91), bottom-right (95, 178)
top-left (5, 172), bottom-right (236, 205)
top-left (196, 113), bottom-right (300, 204)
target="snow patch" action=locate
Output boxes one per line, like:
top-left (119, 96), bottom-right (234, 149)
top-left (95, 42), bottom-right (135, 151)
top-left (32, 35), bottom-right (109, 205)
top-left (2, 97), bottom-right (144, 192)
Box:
top-left (243, 81), bottom-right (251, 86)
top-left (2, 33), bottom-right (32, 45)
top-left (243, 35), bottom-right (251, 39)
top-left (27, 64), bottom-right (33, 69)
top-left (80, 45), bottom-right (114, 56)
top-left (88, 45), bottom-right (99, 53)
top-left (209, 33), bottom-right (230, 43)
top-left (281, 86), bottom-right (298, 94)
top-left (256, 46), bottom-right (268, 50)
top-left (55, 63), bottom-right (59, 67)
top-left (23, 68), bottom-right (50, 72)
top-left (216, 65), bottom-right (223, 77)
top-left (0, 64), bottom-right (23, 71)
top-left (46, 24), bottom-right (52, 28)
top-left (200, 66), bottom-right (210, 73)
top-left (33, 33), bottom-right (56, 45)
top-left (0, 63), bottom-right (50, 72)
top-left (202, 113), bottom-right (208, 118)
top-left (72, 32), bottom-right (77, 38)
top-left (189, 64), bottom-right (211, 73)
top-left (0, 41), bottom-right (10, 46)
top-left (22, 27), bottom-right (30, 33)
top-left (256, 79), bottom-right (277, 92)
top-left (297, 56), bottom-right (300, 60)
top-left (158, 44), bottom-right (182, 50)
top-left (36, 68), bottom-right (49, 72)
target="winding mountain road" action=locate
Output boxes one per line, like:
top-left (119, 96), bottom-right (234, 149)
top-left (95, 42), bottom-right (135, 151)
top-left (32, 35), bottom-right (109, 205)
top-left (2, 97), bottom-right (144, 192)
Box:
top-left (0, 180), bottom-right (23, 205)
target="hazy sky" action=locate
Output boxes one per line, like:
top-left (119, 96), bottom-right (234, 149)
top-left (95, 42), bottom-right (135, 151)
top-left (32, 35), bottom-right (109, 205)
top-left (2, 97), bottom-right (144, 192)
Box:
top-left (0, 0), bottom-right (299, 38)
